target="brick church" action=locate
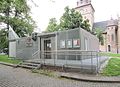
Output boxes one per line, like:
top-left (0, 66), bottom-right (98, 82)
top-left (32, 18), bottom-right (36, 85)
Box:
top-left (75, 0), bottom-right (120, 53)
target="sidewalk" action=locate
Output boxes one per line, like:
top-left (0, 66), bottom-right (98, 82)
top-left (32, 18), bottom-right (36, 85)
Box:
top-left (0, 61), bottom-right (120, 83)
top-left (60, 72), bottom-right (120, 83)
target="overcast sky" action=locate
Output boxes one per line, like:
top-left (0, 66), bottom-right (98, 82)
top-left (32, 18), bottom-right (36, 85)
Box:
top-left (29, 0), bottom-right (120, 32)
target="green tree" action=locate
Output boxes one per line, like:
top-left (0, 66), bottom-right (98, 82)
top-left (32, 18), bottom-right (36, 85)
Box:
top-left (0, 0), bottom-right (36, 51)
top-left (81, 19), bottom-right (90, 32)
top-left (59, 6), bottom-right (90, 31)
top-left (0, 0), bottom-right (36, 37)
top-left (0, 29), bottom-right (8, 51)
top-left (45, 6), bottom-right (91, 32)
top-left (59, 7), bottom-right (82, 30)
top-left (95, 28), bottom-right (104, 45)
top-left (46, 18), bottom-right (59, 32)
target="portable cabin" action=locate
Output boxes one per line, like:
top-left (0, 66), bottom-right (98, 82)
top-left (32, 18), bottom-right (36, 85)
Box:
top-left (15, 28), bottom-right (99, 60)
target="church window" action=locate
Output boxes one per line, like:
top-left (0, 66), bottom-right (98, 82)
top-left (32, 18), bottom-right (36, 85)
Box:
top-left (111, 34), bottom-right (114, 41)
top-left (86, 0), bottom-right (88, 3)
top-left (77, 1), bottom-right (79, 6)
top-left (108, 35), bottom-right (110, 41)
top-left (111, 27), bottom-right (113, 29)
top-left (80, 0), bottom-right (83, 4)
top-left (108, 45), bottom-right (111, 52)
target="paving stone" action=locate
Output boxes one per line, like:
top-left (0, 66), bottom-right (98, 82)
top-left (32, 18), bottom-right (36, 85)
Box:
top-left (0, 65), bottom-right (120, 87)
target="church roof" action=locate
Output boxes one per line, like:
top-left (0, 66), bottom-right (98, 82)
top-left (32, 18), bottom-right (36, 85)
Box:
top-left (93, 21), bottom-right (108, 31)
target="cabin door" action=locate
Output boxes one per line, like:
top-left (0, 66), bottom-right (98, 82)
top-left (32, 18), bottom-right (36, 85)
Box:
top-left (44, 39), bottom-right (51, 59)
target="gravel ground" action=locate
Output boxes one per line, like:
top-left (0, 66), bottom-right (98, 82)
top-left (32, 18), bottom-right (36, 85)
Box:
top-left (0, 65), bottom-right (120, 87)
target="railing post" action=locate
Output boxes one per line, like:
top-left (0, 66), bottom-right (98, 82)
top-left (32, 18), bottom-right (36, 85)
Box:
top-left (91, 51), bottom-right (93, 73)
top-left (54, 51), bottom-right (55, 66)
top-left (44, 51), bottom-right (45, 65)
top-left (80, 51), bottom-right (83, 70)
top-left (76, 51), bottom-right (78, 61)
top-left (96, 52), bottom-right (99, 73)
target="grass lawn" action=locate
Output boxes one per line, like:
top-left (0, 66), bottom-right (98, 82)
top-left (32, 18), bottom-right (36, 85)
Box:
top-left (32, 69), bottom-right (55, 77)
top-left (99, 52), bottom-right (120, 57)
top-left (101, 58), bottom-right (120, 76)
top-left (0, 55), bottom-right (21, 64)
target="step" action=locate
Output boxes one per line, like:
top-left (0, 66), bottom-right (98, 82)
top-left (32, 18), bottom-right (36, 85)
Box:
top-left (18, 64), bottom-right (37, 69)
top-left (23, 60), bottom-right (41, 64)
top-left (22, 62), bottom-right (40, 67)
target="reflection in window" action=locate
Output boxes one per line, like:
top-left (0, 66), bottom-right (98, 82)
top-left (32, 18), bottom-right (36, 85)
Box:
top-left (73, 39), bottom-right (80, 48)
top-left (60, 40), bottom-right (65, 48)
top-left (67, 39), bottom-right (72, 48)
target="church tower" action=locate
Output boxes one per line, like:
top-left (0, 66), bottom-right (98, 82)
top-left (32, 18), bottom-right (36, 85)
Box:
top-left (117, 17), bottom-right (120, 53)
top-left (106, 18), bottom-right (118, 53)
top-left (75, 0), bottom-right (95, 30)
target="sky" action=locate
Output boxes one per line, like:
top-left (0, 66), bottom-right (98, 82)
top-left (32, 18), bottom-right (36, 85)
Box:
top-left (29, 0), bottom-right (120, 32)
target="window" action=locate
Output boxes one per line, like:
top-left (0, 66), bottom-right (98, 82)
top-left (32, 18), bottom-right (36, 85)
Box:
top-left (60, 40), bottom-right (65, 48)
top-left (86, 0), bottom-right (88, 3)
top-left (111, 27), bottom-right (113, 29)
top-left (108, 45), bottom-right (111, 52)
top-left (108, 34), bottom-right (110, 41)
top-left (80, 0), bottom-right (83, 4)
top-left (73, 39), bottom-right (80, 48)
top-left (66, 39), bottom-right (72, 48)
top-left (77, 1), bottom-right (79, 6)
top-left (111, 34), bottom-right (114, 41)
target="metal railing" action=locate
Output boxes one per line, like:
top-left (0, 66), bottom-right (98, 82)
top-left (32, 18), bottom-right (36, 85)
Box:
top-left (32, 50), bottom-right (40, 59)
top-left (38, 50), bottom-right (102, 74)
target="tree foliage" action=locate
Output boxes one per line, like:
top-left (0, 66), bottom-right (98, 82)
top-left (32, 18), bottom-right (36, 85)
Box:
top-left (0, 29), bottom-right (8, 51)
top-left (95, 28), bottom-right (104, 45)
top-left (0, 0), bottom-right (36, 37)
top-left (46, 6), bottom-right (91, 32)
top-left (46, 18), bottom-right (59, 32)
top-left (0, 0), bottom-right (36, 51)
top-left (60, 7), bottom-right (82, 30)
top-left (81, 19), bottom-right (90, 32)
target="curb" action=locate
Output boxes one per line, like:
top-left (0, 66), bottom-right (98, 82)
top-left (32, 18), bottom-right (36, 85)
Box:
top-left (0, 62), bottom-right (18, 68)
top-left (60, 73), bottom-right (120, 83)
top-left (0, 62), bottom-right (120, 83)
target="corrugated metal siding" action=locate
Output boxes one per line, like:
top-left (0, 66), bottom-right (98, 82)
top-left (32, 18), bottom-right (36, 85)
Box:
top-left (15, 28), bottom-right (99, 60)
top-left (56, 29), bottom-right (80, 60)
top-left (57, 28), bottom-right (80, 50)
top-left (80, 28), bottom-right (99, 51)
top-left (16, 37), bottom-right (39, 60)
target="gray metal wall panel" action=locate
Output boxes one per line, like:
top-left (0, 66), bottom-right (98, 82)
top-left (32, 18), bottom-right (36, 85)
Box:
top-left (51, 37), bottom-right (56, 51)
top-left (80, 28), bottom-right (99, 51)
top-left (57, 28), bottom-right (80, 60)
top-left (57, 28), bottom-right (80, 50)
top-left (15, 28), bottom-right (99, 60)
top-left (16, 37), bottom-right (39, 60)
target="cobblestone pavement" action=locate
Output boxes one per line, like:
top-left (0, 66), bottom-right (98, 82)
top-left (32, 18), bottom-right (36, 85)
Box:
top-left (0, 65), bottom-right (120, 87)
